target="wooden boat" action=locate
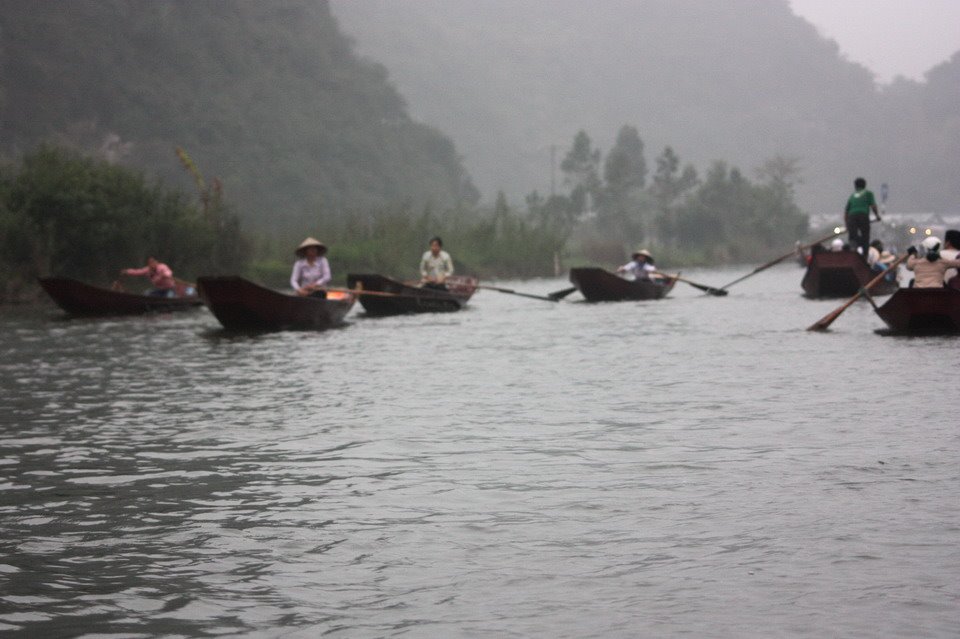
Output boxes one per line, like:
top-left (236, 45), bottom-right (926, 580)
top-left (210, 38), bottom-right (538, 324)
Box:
top-left (38, 277), bottom-right (202, 315)
top-left (568, 267), bottom-right (676, 302)
top-left (874, 287), bottom-right (960, 335)
top-left (197, 276), bottom-right (355, 331)
top-left (801, 251), bottom-right (899, 298)
top-left (345, 273), bottom-right (478, 316)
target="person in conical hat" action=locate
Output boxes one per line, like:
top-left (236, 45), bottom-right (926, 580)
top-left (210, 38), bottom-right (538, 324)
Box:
top-left (616, 248), bottom-right (657, 281)
top-left (290, 237), bottom-right (331, 297)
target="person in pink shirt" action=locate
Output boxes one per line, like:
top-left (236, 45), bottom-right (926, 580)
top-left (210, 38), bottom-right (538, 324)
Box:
top-left (121, 257), bottom-right (176, 297)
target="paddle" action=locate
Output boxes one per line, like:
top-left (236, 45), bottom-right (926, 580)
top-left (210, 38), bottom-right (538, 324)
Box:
top-left (322, 286), bottom-right (405, 298)
top-left (474, 284), bottom-right (558, 302)
top-left (806, 253), bottom-right (908, 332)
top-left (547, 286), bottom-right (578, 300)
top-left (653, 271), bottom-right (727, 296)
top-left (720, 228), bottom-right (846, 290)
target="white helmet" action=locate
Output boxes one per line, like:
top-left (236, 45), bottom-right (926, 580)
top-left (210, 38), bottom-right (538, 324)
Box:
top-left (922, 236), bottom-right (941, 251)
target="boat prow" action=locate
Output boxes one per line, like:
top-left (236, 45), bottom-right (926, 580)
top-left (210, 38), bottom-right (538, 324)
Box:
top-left (197, 276), bottom-right (355, 331)
top-left (802, 251), bottom-right (899, 298)
top-left (875, 287), bottom-right (960, 335)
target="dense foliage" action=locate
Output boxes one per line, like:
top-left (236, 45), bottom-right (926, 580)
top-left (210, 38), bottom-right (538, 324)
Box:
top-left (0, 147), bottom-right (247, 301)
top-left (0, 0), bottom-right (477, 229)
top-left (538, 128), bottom-right (808, 266)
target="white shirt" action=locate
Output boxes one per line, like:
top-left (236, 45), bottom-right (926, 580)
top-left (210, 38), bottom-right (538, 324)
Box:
top-left (290, 257), bottom-right (331, 291)
top-left (941, 248), bottom-right (959, 282)
top-left (420, 250), bottom-right (454, 280)
top-left (619, 260), bottom-right (656, 280)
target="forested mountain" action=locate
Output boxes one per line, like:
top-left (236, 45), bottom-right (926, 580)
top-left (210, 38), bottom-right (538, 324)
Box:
top-left (0, 0), bottom-right (477, 228)
top-left (331, 0), bottom-right (960, 214)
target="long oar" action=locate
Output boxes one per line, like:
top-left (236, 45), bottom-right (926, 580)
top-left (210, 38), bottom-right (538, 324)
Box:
top-left (720, 229), bottom-right (846, 290)
top-left (547, 286), bottom-right (578, 300)
top-left (322, 286), bottom-right (405, 298)
top-left (475, 284), bottom-right (558, 302)
top-left (653, 271), bottom-right (727, 296)
top-left (806, 253), bottom-right (907, 332)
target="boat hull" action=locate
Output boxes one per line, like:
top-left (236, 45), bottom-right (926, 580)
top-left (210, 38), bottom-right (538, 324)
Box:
top-left (801, 251), bottom-right (898, 298)
top-left (569, 267), bottom-right (676, 302)
top-left (197, 276), bottom-right (355, 331)
top-left (39, 277), bottom-right (202, 315)
top-left (346, 274), bottom-right (477, 316)
top-left (875, 287), bottom-right (960, 335)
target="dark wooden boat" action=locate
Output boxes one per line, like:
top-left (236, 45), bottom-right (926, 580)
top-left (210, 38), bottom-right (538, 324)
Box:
top-left (568, 267), bottom-right (677, 302)
top-left (197, 276), bottom-right (355, 331)
top-left (38, 277), bottom-right (202, 316)
top-left (345, 274), bottom-right (478, 316)
top-left (875, 287), bottom-right (960, 335)
top-left (801, 251), bottom-right (899, 298)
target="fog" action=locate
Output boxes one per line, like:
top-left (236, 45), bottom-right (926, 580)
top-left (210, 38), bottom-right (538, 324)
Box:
top-left (332, 0), bottom-right (960, 214)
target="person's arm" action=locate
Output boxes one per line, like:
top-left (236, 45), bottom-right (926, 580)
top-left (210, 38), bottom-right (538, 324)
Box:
top-left (443, 253), bottom-right (454, 277)
top-left (290, 261), bottom-right (302, 292)
top-left (420, 253), bottom-right (430, 280)
top-left (122, 266), bottom-right (149, 276)
top-left (317, 258), bottom-right (332, 286)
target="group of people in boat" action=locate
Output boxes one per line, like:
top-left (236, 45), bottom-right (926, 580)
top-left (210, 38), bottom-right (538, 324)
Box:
top-left (119, 175), bottom-right (957, 299)
top-left (906, 231), bottom-right (960, 289)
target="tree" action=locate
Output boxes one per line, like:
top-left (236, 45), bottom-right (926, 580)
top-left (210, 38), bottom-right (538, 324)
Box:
top-left (560, 130), bottom-right (601, 216)
top-left (650, 146), bottom-right (699, 244)
top-left (0, 146), bottom-right (248, 298)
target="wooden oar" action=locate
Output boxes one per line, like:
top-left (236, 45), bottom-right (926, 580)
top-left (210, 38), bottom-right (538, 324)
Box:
top-left (322, 286), bottom-right (405, 298)
top-left (806, 253), bottom-right (907, 332)
top-left (474, 284), bottom-right (558, 302)
top-left (720, 228), bottom-right (846, 290)
top-left (547, 286), bottom-right (578, 300)
top-left (653, 271), bottom-right (727, 296)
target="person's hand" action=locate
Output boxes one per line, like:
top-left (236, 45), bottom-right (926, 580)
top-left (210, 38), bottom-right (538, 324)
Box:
top-left (907, 246), bottom-right (917, 256)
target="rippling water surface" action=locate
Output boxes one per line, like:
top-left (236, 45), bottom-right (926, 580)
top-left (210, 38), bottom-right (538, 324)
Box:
top-left (1, 265), bottom-right (958, 638)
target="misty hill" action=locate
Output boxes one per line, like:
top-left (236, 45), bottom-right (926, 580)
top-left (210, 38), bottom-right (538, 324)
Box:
top-left (0, 0), bottom-right (477, 228)
top-left (331, 0), bottom-right (960, 214)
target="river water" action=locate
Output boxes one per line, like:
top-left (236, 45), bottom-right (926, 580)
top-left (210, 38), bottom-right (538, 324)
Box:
top-left (1, 265), bottom-right (957, 638)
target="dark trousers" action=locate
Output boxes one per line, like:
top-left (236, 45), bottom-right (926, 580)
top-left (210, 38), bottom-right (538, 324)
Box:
top-left (847, 215), bottom-right (870, 258)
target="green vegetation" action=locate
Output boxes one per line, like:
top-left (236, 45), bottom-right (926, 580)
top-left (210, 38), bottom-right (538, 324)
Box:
top-left (0, 146), bottom-right (247, 302)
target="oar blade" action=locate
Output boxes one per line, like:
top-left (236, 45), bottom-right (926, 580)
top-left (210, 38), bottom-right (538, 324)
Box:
top-left (547, 286), bottom-right (578, 300)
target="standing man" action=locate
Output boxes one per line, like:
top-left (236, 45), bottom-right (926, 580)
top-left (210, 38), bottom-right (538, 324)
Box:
top-left (844, 177), bottom-right (880, 258)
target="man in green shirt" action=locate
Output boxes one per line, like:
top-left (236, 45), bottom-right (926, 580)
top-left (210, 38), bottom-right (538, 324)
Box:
top-left (844, 177), bottom-right (881, 258)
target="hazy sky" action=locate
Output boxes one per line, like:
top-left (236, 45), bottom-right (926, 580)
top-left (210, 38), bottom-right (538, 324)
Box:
top-left (789, 0), bottom-right (960, 82)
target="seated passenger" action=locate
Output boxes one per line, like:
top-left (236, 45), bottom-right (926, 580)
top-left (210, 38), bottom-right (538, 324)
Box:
top-left (906, 236), bottom-right (960, 288)
top-left (941, 229), bottom-right (960, 289)
top-left (290, 237), bottom-right (331, 297)
top-left (617, 249), bottom-right (658, 282)
top-left (420, 236), bottom-right (454, 290)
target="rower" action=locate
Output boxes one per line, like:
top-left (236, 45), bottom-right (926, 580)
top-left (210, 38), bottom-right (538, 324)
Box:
top-left (420, 236), bottom-right (454, 290)
top-left (121, 257), bottom-right (176, 297)
top-left (290, 237), bottom-right (331, 297)
top-left (617, 249), bottom-right (658, 281)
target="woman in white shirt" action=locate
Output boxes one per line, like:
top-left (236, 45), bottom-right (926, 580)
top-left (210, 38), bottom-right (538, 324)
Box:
top-left (290, 237), bottom-right (331, 297)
